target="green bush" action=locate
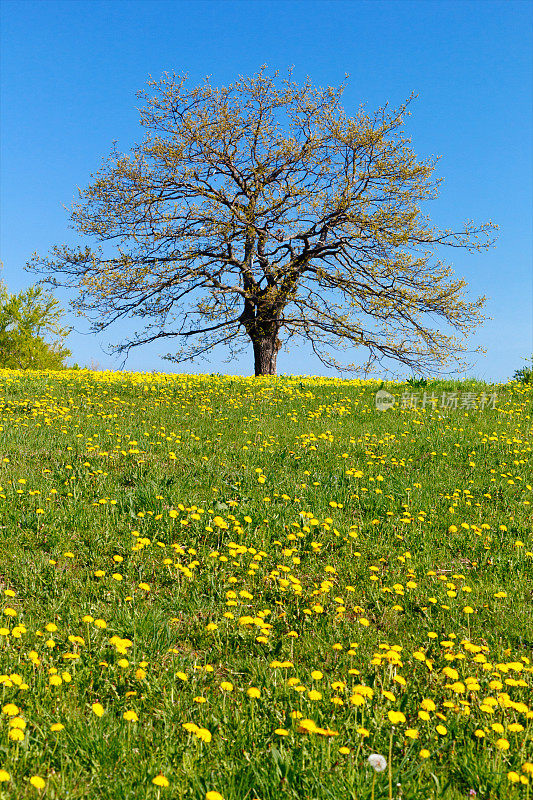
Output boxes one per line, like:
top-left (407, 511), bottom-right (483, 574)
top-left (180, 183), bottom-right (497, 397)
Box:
top-left (512, 355), bottom-right (533, 384)
top-left (0, 272), bottom-right (72, 369)
top-left (406, 376), bottom-right (428, 388)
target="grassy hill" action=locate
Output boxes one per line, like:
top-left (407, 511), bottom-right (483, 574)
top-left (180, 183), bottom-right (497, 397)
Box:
top-left (0, 371), bottom-right (531, 799)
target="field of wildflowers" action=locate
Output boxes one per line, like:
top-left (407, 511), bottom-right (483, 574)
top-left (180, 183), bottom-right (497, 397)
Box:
top-left (0, 370), bottom-right (531, 799)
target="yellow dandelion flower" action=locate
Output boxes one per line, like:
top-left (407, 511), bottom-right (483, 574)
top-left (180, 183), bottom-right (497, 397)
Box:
top-left (388, 711), bottom-right (406, 724)
top-left (495, 738), bottom-right (510, 751)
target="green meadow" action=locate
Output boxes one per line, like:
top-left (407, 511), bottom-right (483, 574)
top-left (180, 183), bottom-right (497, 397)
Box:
top-left (0, 370), bottom-right (531, 799)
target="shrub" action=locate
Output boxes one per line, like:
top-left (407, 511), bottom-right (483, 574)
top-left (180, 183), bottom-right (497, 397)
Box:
top-left (512, 356), bottom-right (533, 384)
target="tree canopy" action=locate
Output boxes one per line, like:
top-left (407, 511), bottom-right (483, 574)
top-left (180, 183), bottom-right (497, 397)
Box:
top-left (0, 274), bottom-right (72, 370)
top-left (29, 69), bottom-right (496, 375)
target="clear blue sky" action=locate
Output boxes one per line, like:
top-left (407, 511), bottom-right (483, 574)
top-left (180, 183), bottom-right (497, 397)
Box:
top-left (1, 0), bottom-right (531, 379)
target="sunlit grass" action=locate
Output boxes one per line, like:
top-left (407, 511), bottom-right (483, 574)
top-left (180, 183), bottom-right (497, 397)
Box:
top-left (0, 370), bottom-right (531, 799)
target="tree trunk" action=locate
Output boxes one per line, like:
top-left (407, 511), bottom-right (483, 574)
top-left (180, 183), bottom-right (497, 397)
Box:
top-left (252, 335), bottom-right (280, 376)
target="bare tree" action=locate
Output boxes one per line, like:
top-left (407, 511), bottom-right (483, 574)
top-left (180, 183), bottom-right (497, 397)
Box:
top-left (29, 69), bottom-right (496, 376)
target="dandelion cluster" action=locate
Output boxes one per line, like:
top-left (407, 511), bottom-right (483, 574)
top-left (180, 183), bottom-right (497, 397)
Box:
top-left (0, 369), bottom-right (530, 798)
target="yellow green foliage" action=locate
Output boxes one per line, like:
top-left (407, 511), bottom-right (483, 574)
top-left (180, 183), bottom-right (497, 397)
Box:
top-left (30, 70), bottom-right (496, 375)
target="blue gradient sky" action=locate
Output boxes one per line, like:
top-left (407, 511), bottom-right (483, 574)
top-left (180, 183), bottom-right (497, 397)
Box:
top-left (1, 0), bottom-right (531, 379)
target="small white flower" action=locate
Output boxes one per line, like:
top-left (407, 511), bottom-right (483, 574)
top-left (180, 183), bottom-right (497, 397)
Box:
top-left (368, 753), bottom-right (387, 772)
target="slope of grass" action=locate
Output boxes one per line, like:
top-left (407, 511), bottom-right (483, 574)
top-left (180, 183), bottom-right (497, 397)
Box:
top-left (0, 370), bottom-right (531, 799)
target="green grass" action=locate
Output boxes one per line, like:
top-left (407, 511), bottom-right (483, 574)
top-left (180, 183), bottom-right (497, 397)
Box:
top-left (0, 370), bottom-right (531, 800)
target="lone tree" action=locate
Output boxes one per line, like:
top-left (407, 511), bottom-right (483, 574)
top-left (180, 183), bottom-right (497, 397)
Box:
top-left (29, 69), bottom-right (496, 376)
